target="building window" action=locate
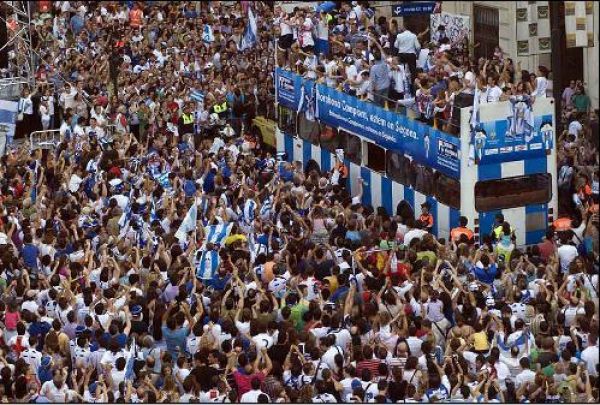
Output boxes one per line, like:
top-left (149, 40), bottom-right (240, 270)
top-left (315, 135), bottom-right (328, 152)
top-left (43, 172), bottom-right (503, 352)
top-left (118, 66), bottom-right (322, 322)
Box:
top-left (386, 151), bottom-right (409, 185)
top-left (277, 105), bottom-right (297, 135)
top-left (365, 141), bottom-right (386, 173)
top-left (435, 172), bottom-right (461, 209)
top-left (474, 5), bottom-right (499, 60)
top-left (319, 125), bottom-right (340, 153)
top-left (341, 130), bottom-right (362, 165)
top-left (474, 174), bottom-right (552, 212)
top-left (297, 114), bottom-right (320, 145)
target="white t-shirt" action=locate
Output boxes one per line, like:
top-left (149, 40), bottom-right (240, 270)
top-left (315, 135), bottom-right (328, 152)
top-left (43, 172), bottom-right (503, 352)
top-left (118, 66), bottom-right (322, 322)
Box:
top-left (533, 77), bottom-right (548, 98)
top-left (557, 244), bottom-right (578, 273)
top-left (241, 389), bottom-right (267, 403)
top-left (568, 120), bottom-right (583, 138)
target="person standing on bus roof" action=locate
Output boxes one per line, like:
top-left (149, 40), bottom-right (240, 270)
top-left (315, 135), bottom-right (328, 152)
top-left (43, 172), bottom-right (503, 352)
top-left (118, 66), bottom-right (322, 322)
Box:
top-left (450, 216), bottom-right (474, 244)
top-left (418, 202), bottom-right (434, 233)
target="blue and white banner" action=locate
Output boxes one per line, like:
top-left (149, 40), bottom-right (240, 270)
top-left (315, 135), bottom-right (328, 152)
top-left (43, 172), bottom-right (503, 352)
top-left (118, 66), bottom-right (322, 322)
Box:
top-left (0, 100), bottom-right (18, 153)
top-left (316, 84), bottom-right (460, 178)
top-left (276, 68), bottom-right (302, 110)
top-left (275, 68), bottom-right (460, 177)
top-left (297, 78), bottom-right (316, 121)
top-left (203, 222), bottom-right (233, 247)
top-left (240, 7), bottom-right (257, 51)
top-left (175, 202), bottom-right (198, 241)
top-left (196, 249), bottom-right (220, 280)
top-left (202, 24), bottom-right (214, 43)
top-left (475, 104), bottom-right (553, 165)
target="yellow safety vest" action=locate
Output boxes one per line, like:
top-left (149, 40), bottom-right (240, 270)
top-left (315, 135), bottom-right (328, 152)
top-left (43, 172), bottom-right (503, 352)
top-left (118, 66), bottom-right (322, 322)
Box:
top-left (214, 102), bottom-right (227, 114)
top-left (182, 113), bottom-right (194, 125)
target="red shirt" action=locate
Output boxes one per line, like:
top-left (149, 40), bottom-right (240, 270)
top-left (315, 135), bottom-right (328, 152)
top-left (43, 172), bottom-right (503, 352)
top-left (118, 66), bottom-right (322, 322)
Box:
top-left (537, 239), bottom-right (555, 262)
top-left (233, 370), bottom-right (265, 398)
top-left (356, 359), bottom-right (381, 377)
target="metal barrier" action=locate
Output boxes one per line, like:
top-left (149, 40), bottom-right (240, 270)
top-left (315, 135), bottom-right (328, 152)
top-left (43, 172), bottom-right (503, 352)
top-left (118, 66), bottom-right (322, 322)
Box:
top-left (29, 124), bottom-right (117, 152)
top-left (29, 129), bottom-right (61, 151)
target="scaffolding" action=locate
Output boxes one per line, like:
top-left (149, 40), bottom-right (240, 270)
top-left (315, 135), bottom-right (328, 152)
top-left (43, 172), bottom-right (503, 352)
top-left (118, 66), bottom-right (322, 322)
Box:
top-left (0, 1), bottom-right (36, 99)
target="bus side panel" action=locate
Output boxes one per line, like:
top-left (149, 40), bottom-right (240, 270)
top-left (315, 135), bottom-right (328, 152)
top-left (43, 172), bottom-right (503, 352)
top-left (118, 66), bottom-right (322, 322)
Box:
top-left (310, 141), bottom-right (321, 168)
top-left (303, 139), bottom-right (312, 169)
top-left (501, 161), bottom-right (527, 245)
top-left (477, 162), bottom-right (502, 244)
top-left (321, 148), bottom-right (332, 172)
top-left (284, 133), bottom-right (294, 160)
top-left (524, 156), bottom-right (549, 245)
top-left (391, 180), bottom-right (404, 216)
top-left (381, 176), bottom-right (394, 217)
top-left (276, 128), bottom-right (286, 154)
top-left (360, 167), bottom-right (373, 208)
top-left (426, 195), bottom-right (438, 237)
top-left (449, 207), bottom-right (461, 232)
top-left (369, 170), bottom-right (382, 211)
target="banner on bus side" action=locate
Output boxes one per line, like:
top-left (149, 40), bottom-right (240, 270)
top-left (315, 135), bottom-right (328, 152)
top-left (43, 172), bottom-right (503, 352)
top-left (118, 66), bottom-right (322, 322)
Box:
top-left (276, 68), bottom-right (302, 111)
top-left (315, 84), bottom-right (460, 178)
top-left (274, 68), bottom-right (461, 178)
top-left (475, 112), bottom-right (554, 165)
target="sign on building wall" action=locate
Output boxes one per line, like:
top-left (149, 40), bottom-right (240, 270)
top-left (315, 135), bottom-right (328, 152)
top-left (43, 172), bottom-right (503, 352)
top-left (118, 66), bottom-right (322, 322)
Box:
top-left (391, 2), bottom-right (441, 17)
top-left (564, 1), bottom-right (595, 48)
top-left (430, 12), bottom-right (470, 45)
top-left (516, 1), bottom-right (551, 55)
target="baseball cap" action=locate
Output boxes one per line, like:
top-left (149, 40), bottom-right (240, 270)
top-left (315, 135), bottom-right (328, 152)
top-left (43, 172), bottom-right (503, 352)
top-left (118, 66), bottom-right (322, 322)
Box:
top-left (131, 305), bottom-right (142, 316)
top-left (75, 325), bottom-right (86, 335)
top-left (351, 379), bottom-right (362, 390)
top-left (89, 382), bottom-right (98, 394)
top-left (41, 356), bottom-right (52, 367)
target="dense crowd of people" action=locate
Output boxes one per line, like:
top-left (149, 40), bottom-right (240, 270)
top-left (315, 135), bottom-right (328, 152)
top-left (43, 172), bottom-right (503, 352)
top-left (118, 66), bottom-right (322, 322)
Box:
top-left (275, 1), bottom-right (578, 134)
top-left (0, 1), bottom-right (598, 403)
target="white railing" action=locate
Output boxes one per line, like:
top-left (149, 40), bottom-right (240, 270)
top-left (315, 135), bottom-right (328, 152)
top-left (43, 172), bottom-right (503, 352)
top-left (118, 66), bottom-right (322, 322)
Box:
top-left (29, 124), bottom-right (118, 151)
top-left (29, 129), bottom-right (61, 151)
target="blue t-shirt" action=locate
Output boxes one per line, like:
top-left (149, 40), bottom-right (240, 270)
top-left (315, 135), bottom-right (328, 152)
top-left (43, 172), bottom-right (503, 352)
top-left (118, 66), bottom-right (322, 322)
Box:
top-left (22, 244), bottom-right (39, 270)
top-left (473, 263), bottom-right (498, 285)
top-left (161, 326), bottom-right (189, 358)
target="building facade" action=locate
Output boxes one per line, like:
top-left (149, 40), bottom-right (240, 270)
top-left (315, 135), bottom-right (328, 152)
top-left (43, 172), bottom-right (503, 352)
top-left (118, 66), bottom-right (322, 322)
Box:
top-left (372, 1), bottom-right (599, 109)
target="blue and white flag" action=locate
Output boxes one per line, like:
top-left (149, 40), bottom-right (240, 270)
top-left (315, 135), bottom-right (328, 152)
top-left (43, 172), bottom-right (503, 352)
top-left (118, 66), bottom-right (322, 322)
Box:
top-left (124, 338), bottom-right (137, 381)
top-left (175, 202), bottom-right (198, 242)
top-left (196, 249), bottom-right (220, 280)
top-left (118, 189), bottom-right (135, 228)
top-left (154, 171), bottom-right (173, 193)
top-left (202, 24), bottom-right (215, 43)
top-left (240, 7), bottom-right (257, 51)
top-left (468, 87), bottom-right (481, 167)
top-left (296, 81), bottom-right (316, 121)
top-left (242, 199), bottom-right (257, 225)
top-left (204, 222), bottom-right (233, 247)
top-left (259, 196), bottom-right (273, 220)
top-left (190, 89), bottom-right (205, 103)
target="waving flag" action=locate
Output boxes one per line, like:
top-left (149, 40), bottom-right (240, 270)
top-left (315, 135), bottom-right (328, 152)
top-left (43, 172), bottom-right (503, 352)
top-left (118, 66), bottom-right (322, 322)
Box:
top-left (118, 189), bottom-right (135, 228)
top-left (242, 199), bottom-right (257, 225)
top-left (190, 89), bottom-right (205, 103)
top-left (203, 222), bottom-right (233, 247)
top-left (196, 249), bottom-right (220, 280)
top-left (154, 171), bottom-right (173, 193)
top-left (468, 87), bottom-right (481, 167)
top-left (202, 24), bottom-right (215, 43)
top-left (240, 7), bottom-right (257, 50)
top-left (175, 202), bottom-right (198, 242)
top-left (124, 338), bottom-right (137, 381)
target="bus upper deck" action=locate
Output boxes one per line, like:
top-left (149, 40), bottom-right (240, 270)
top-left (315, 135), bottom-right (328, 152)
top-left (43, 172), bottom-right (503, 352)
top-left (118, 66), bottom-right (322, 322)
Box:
top-left (274, 68), bottom-right (557, 246)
